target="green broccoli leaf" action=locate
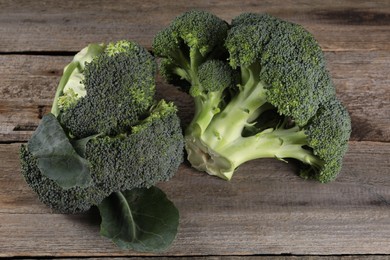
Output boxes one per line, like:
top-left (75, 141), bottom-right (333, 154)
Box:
top-left (71, 133), bottom-right (101, 158)
top-left (27, 113), bottom-right (92, 189)
top-left (98, 187), bottom-right (179, 252)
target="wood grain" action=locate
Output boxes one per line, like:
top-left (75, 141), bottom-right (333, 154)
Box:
top-left (1, 141), bottom-right (390, 256)
top-left (56, 258), bottom-right (390, 260)
top-left (36, 258), bottom-right (390, 260)
top-left (0, 0), bottom-right (389, 52)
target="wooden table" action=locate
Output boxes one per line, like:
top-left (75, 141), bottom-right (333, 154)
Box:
top-left (1, 0), bottom-right (389, 258)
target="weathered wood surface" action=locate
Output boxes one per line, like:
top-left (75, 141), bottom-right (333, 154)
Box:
top-left (0, 0), bottom-right (389, 257)
top-left (0, 0), bottom-right (389, 52)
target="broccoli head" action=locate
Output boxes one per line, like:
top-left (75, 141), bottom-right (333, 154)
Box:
top-left (20, 100), bottom-right (183, 213)
top-left (154, 11), bottom-right (351, 182)
top-left (20, 41), bottom-right (184, 213)
top-left (153, 11), bottom-right (233, 135)
top-left (153, 10), bottom-right (229, 86)
top-left (226, 13), bottom-right (335, 126)
top-left (55, 40), bottom-right (156, 138)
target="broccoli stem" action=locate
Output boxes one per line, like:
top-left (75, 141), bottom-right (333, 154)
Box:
top-left (172, 46), bottom-right (205, 83)
top-left (219, 126), bottom-right (311, 166)
top-left (187, 124), bottom-right (322, 180)
top-left (201, 65), bottom-right (267, 149)
top-left (187, 91), bottom-right (224, 136)
top-left (173, 46), bottom-right (222, 135)
top-left (51, 62), bottom-right (78, 117)
top-left (173, 67), bottom-right (191, 82)
top-left (170, 50), bottom-right (191, 81)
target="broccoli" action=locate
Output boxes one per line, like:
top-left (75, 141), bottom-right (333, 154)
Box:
top-left (153, 10), bottom-right (229, 91)
top-left (20, 40), bottom-right (184, 213)
top-left (54, 40), bottom-right (157, 138)
top-left (153, 10), bottom-right (231, 138)
top-left (20, 100), bottom-right (183, 213)
top-left (153, 11), bottom-right (351, 182)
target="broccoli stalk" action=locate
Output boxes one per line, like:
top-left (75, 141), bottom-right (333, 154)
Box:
top-left (186, 100), bottom-right (349, 182)
top-left (153, 11), bottom-right (351, 182)
top-left (186, 123), bottom-right (315, 180)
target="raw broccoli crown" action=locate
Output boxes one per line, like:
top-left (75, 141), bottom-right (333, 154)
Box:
top-left (59, 40), bottom-right (157, 138)
top-left (153, 10), bottom-right (229, 58)
top-left (225, 13), bottom-right (335, 126)
top-left (300, 157), bottom-right (343, 184)
top-left (20, 101), bottom-right (184, 213)
top-left (288, 99), bottom-right (351, 183)
top-left (195, 59), bottom-right (236, 95)
top-left (153, 10), bottom-right (229, 87)
top-left (305, 99), bottom-right (351, 161)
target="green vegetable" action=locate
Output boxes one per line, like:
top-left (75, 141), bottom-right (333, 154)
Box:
top-left (53, 43), bottom-right (105, 116)
top-left (20, 100), bottom-right (183, 213)
top-left (56, 40), bottom-right (156, 138)
top-left (99, 187), bottom-right (179, 252)
top-left (27, 113), bottom-right (91, 189)
top-left (153, 11), bottom-right (351, 182)
top-left (19, 40), bottom-right (184, 251)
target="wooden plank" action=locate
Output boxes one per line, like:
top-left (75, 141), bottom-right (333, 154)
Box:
top-left (1, 208), bottom-right (389, 257)
top-left (0, 0), bottom-right (389, 52)
top-left (50, 258), bottom-right (390, 260)
top-left (0, 51), bottom-right (389, 142)
top-left (326, 51), bottom-right (390, 142)
top-left (1, 141), bottom-right (390, 256)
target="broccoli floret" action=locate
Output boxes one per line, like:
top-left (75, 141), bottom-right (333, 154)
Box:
top-left (153, 11), bottom-right (232, 135)
top-left (300, 99), bottom-right (351, 182)
top-left (154, 11), bottom-right (351, 182)
top-left (226, 13), bottom-right (335, 126)
top-left (153, 10), bottom-right (229, 87)
top-left (56, 40), bottom-right (156, 138)
top-left (20, 100), bottom-right (183, 213)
